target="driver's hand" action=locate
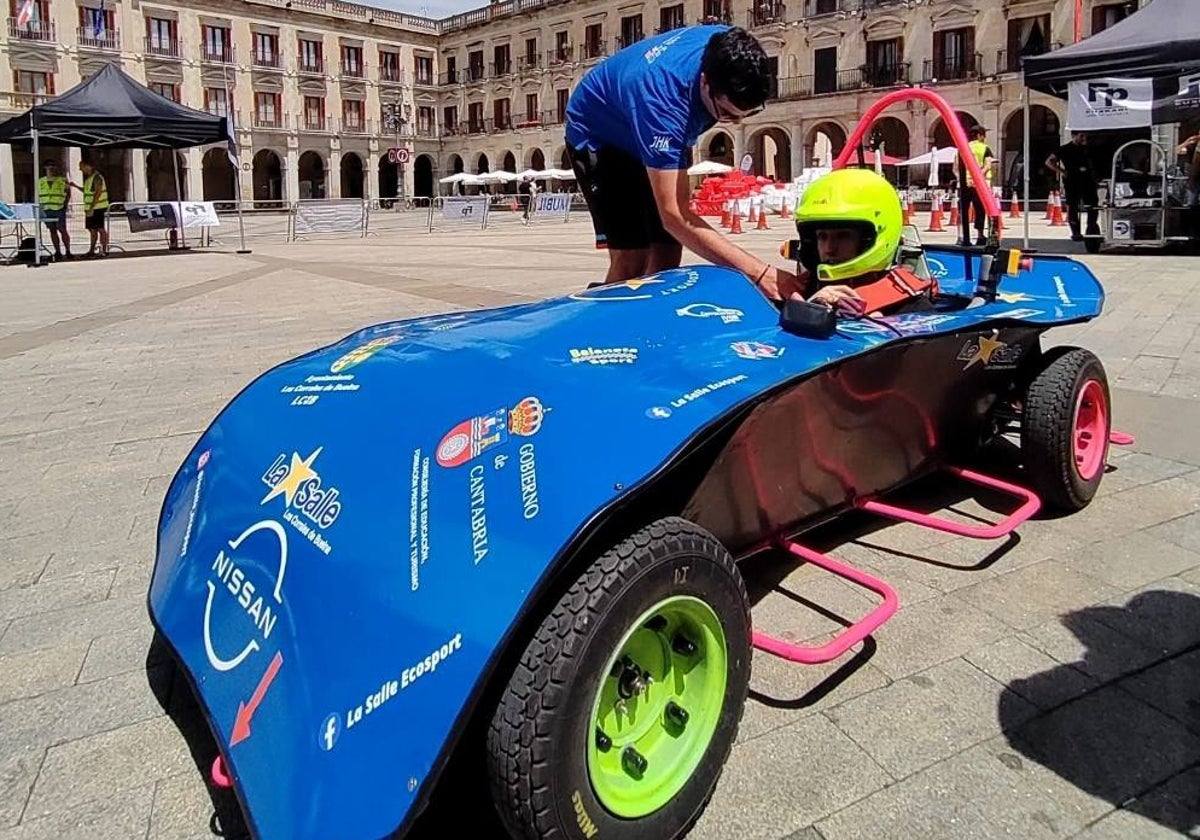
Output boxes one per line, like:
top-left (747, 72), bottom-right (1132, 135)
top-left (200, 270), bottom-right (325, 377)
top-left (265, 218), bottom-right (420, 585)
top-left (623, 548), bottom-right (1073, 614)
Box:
top-left (808, 285), bottom-right (866, 317)
top-left (755, 265), bottom-right (804, 302)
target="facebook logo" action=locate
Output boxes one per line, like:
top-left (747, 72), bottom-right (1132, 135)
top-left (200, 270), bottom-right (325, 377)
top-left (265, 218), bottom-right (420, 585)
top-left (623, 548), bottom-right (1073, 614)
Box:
top-left (319, 713), bottom-right (341, 751)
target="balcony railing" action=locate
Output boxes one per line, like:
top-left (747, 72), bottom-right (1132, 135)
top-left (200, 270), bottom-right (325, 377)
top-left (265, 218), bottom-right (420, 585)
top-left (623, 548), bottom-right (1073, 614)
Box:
top-left (145, 36), bottom-right (180, 58)
top-left (698, 12), bottom-right (732, 24)
top-left (442, 122), bottom-right (461, 136)
top-left (341, 117), bottom-right (368, 133)
top-left (995, 44), bottom-right (1063, 75)
top-left (490, 59), bottom-right (513, 77)
top-left (546, 46), bottom-right (572, 66)
top-left (303, 114), bottom-right (328, 131)
top-left (298, 56), bottom-right (325, 74)
top-left (804, 0), bottom-right (851, 15)
top-left (493, 113), bottom-right (512, 130)
top-left (518, 54), bottom-right (541, 71)
top-left (542, 108), bottom-right (566, 126)
top-left (438, 70), bottom-right (459, 85)
top-left (7, 18), bottom-right (54, 42)
top-left (78, 26), bottom-right (120, 50)
top-left (922, 53), bottom-right (982, 83)
top-left (201, 43), bottom-right (235, 63)
top-left (512, 112), bottom-right (543, 129)
top-left (748, 3), bottom-right (785, 27)
top-left (862, 62), bottom-right (909, 87)
top-left (251, 112), bottom-right (286, 129)
top-left (253, 51), bottom-right (282, 68)
top-left (581, 40), bottom-right (607, 61)
top-left (341, 61), bottom-right (364, 78)
top-left (2, 90), bottom-right (50, 111)
top-left (380, 64), bottom-right (405, 83)
top-left (416, 123), bottom-right (437, 137)
top-left (615, 35), bottom-right (643, 50)
top-left (465, 64), bottom-right (486, 82)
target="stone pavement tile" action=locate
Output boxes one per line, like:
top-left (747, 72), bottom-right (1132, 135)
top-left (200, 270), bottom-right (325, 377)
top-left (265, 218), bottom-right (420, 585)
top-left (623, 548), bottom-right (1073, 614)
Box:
top-left (687, 713), bottom-right (892, 840)
top-left (0, 746), bottom-right (43, 828)
top-left (1115, 647), bottom-right (1200, 734)
top-left (0, 570), bottom-right (115, 622)
top-left (1057, 530), bottom-right (1200, 591)
top-left (0, 500), bottom-right (64, 543)
top-left (0, 642), bottom-right (88, 705)
top-left (23, 717), bottom-right (193, 821)
top-left (0, 670), bottom-right (165, 753)
top-left (148, 773), bottom-right (238, 840)
top-left (1048, 475), bottom-right (1200, 544)
top-left (0, 597), bottom-right (146, 657)
top-left (1108, 388), bottom-right (1200, 466)
top-left (1095, 452), bottom-right (1197, 498)
top-left (823, 658), bottom-right (1038, 779)
top-left (106, 562), bottom-right (152, 604)
top-left (747, 560), bottom-right (880, 648)
top-left (964, 636), bottom-right (1098, 711)
top-left (0, 537), bottom-right (50, 591)
top-left (816, 736), bottom-right (1110, 840)
top-left (1005, 683), bottom-right (1200, 814)
top-left (953, 559), bottom-right (1123, 631)
top-left (1072, 766), bottom-right (1200, 840)
top-left (1114, 354), bottom-right (1176, 393)
top-left (78, 625), bottom-right (164, 685)
top-left (0, 784), bottom-right (153, 840)
top-left (1147, 510), bottom-right (1200, 557)
top-left (738, 648), bottom-right (892, 744)
top-left (858, 593), bottom-right (1011, 681)
top-left (1090, 577), bottom-right (1200, 657)
top-left (1019, 610), bottom-right (1164, 684)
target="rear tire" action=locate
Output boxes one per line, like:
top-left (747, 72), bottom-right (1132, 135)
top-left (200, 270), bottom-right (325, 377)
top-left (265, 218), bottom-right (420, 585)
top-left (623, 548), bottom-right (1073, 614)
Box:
top-left (1022, 347), bottom-right (1111, 511)
top-left (486, 517), bottom-right (751, 840)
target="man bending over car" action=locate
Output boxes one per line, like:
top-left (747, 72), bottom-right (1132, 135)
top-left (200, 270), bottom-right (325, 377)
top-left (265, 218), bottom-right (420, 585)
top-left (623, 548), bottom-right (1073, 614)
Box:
top-left (565, 25), bottom-right (808, 302)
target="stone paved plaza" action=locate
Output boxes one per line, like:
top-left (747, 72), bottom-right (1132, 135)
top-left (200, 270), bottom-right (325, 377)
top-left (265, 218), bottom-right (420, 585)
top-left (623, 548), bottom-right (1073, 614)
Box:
top-left (1, 209), bottom-right (1198, 839)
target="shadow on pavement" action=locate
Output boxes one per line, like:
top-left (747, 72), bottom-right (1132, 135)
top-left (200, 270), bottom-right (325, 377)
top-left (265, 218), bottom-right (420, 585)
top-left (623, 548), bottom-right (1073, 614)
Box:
top-left (999, 590), bottom-right (1200, 835)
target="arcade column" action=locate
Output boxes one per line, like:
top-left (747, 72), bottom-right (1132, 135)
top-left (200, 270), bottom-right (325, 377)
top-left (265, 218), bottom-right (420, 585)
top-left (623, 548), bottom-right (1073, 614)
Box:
top-left (131, 149), bottom-right (148, 202)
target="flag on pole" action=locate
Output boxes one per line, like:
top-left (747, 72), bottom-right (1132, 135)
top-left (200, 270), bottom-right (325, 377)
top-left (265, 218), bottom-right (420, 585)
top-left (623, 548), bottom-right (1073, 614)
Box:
top-left (223, 66), bottom-right (238, 165)
top-left (874, 140), bottom-right (885, 176)
top-left (92, 0), bottom-right (106, 39)
top-left (16, 0), bottom-right (35, 28)
top-left (928, 146), bottom-right (940, 187)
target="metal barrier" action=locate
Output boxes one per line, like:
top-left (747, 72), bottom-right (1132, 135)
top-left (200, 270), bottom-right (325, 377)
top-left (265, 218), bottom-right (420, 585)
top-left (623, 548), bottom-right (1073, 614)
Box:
top-left (290, 199), bottom-right (368, 241)
top-left (428, 195), bottom-right (490, 233)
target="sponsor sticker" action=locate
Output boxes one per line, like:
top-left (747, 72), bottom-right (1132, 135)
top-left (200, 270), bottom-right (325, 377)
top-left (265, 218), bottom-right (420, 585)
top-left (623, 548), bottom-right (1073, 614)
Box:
top-left (436, 396), bottom-right (545, 469)
top-left (957, 329), bottom-right (1024, 370)
top-left (261, 447), bottom-right (342, 554)
top-left (731, 341), bottom-right (784, 360)
top-left (570, 346), bottom-right (639, 365)
top-left (676, 302), bottom-right (743, 324)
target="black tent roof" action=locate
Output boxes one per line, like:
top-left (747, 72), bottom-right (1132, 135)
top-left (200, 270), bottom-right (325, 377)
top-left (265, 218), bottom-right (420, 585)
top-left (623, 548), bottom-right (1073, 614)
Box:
top-left (0, 63), bottom-right (229, 149)
top-left (1023, 0), bottom-right (1200, 95)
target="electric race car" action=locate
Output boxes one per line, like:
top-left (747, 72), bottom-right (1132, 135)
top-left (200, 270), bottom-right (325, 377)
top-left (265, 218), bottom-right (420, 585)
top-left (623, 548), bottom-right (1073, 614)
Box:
top-left (148, 90), bottom-right (1121, 840)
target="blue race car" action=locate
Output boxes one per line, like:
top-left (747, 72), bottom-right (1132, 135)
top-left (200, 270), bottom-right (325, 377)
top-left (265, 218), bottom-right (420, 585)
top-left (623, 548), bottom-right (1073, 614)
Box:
top-left (148, 95), bottom-right (1118, 840)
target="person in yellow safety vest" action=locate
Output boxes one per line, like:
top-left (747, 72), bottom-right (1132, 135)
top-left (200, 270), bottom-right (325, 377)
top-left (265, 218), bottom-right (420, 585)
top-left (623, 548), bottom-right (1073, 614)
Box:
top-left (953, 124), bottom-right (996, 247)
top-left (37, 159), bottom-right (73, 260)
top-left (78, 159), bottom-right (110, 258)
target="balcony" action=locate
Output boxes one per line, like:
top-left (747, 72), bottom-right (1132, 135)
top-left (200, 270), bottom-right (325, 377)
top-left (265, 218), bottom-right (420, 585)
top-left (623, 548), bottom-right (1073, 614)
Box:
top-left (341, 61), bottom-right (364, 78)
top-left (303, 114), bottom-right (328, 131)
top-left (698, 12), bottom-right (732, 24)
top-left (490, 59), bottom-right (513, 77)
top-left (922, 53), bottom-right (982, 83)
top-left (250, 111), bottom-right (287, 130)
top-left (493, 113), bottom-right (512, 131)
top-left (380, 65), bottom-right (405, 84)
top-left (145, 36), bottom-right (180, 58)
top-left (416, 123), bottom-right (438, 138)
top-left (413, 72), bottom-right (436, 87)
top-left (466, 119), bottom-right (487, 135)
top-left (614, 36), bottom-right (643, 50)
top-left (546, 46), bottom-right (573, 66)
top-left (804, 0), bottom-right (852, 15)
top-left (78, 26), bottom-right (120, 51)
top-left (465, 64), bottom-right (487, 83)
top-left (7, 18), bottom-right (54, 42)
top-left (442, 122), bottom-right (461, 136)
top-left (2, 90), bottom-right (50, 111)
top-left (512, 112), bottom-right (543, 129)
top-left (541, 108), bottom-right (565, 126)
top-left (253, 51), bottom-right (282, 69)
top-left (995, 44), bottom-right (1062, 75)
top-left (201, 43), bottom-right (235, 64)
top-left (438, 70), bottom-right (459, 85)
top-left (298, 56), bottom-right (325, 75)
top-left (581, 40), bottom-right (607, 61)
top-left (341, 117), bottom-right (369, 134)
top-left (862, 62), bottom-right (909, 87)
top-left (748, 3), bottom-right (786, 27)
top-left (771, 75), bottom-right (813, 101)
top-left (518, 54), bottom-right (541, 72)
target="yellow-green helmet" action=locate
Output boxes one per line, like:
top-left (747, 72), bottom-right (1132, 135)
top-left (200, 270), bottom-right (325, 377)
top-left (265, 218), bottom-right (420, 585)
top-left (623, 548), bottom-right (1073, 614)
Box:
top-left (794, 168), bottom-right (903, 283)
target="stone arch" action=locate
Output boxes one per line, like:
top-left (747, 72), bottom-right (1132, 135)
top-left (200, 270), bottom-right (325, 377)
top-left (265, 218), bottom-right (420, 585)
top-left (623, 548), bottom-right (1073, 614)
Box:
top-left (447, 154), bottom-right (465, 174)
top-left (701, 129), bottom-right (735, 167)
top-left (252, 148), bottom-right (283, 207)
top-left (83, 149), bottom-right (130, 204)
top-left (476, 152), bottom-right (490, 173)
top-left (805, 120), bottom-right (848, 168)
top-left (500, 150), bottom-right (518, 192)
top-left (559, 147), bottom-right (571, 170)
top-left (414, 154), bottom-right (434, 198)
top-left (146, 149), bottom-right (187, 201)
top-left (527, 147), bottom-right (546, 170)
top-left (340, 151), bottom-right (365, 199)
top-left (201, 147), bottom-right (236, 205)
top-left (929, 110), bottom-right (980, 150)
top-left (1002, 103), bottom-right (1062, 200)
top-left (871, 116), bottom-right (911, 162)
top-left (297, 150), bottom-right (327, 199)
top-left (378, 155), bottom-right (399, 200)
top-left (747, 125), bottom-right (792, 181)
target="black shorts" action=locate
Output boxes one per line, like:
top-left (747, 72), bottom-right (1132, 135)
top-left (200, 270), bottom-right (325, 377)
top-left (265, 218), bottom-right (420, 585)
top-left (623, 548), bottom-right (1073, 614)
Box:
top-left (567, 143), bottom-right (688, 250)
top-left (85, 208), bottom-right (107, 231)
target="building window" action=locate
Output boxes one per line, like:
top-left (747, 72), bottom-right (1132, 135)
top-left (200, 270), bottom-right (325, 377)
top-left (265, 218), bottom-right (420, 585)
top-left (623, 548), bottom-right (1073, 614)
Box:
top-left (865, 37), bottom-right (904, 86)
top-left (525, 92), bottom-right (538, 122)
top-left (1006, 15), bottom-right (1051, 73)
top-left (555, 88), bottom-right (569, 122)
top-left (204, 87), bottom-right (229, 117)
top-left (202, 25), bottom-right (232, 62)
top-left (342, 45), bottom-right (363, 77)
top-left (932, 27), bottom-right (975, 81)
top-left (253, 32), bottom-right (279, 67)
top-left (304, 95), bottom-right (325, 130)
top-left (522, 37), bottom-right (538, 70)
top-left (343, 99), bottom-right (364, 131)
top-left (468, 101), bottom-right (484, 133)
top-left (10, 0), bottom-right (52, 39)
top-left (299, 38), bottom-right (323, 73)
top-left (417, 105), bottom-right (434, 136)
top-left (150, 82), bottom-right (179, 102)
top-left (702, 0), bottom-right (728, 24)
top-left (254, 92), bottom-right (280, 126)
top-left (659, 5), bottom-right (684, 33)
top-left (814, 46), bottom-right (837, 94)
top-left (468, 50), bottom-right (484, 81)
top-left (79, 6), bottom-right (117, 48)
top-left (493, 44), bottom-right (511, 76)
top-left (553, 31), bottom-right (570, 63)
top-left (443, 55), bottom-right (457, 84)
top-left (619, 15), bottom-right (643, 49)
top-left (146, 17), bottom-right (177, 56)
top-left (415, 54), bottom-right (433, 84)
top-left (14, 70), bottom-right (53, 104)
top-left (443, 105), bottom-right (458, 134)
top-left (584, 24), bottom-right (604, 59)
top-left (380, 49), bottom-right (402, 82)
top-left (1092, 2), bottom-right (1133, 35)
top-left (494, 97), bottom-right (511, 130)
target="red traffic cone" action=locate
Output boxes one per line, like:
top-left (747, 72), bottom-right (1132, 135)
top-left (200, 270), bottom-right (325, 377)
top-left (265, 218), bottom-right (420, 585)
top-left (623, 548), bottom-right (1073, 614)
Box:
top-left (720, 201), bottom-right (731, 228)
top-left (1050, 191), bottom-right (1066, 226)
top-left (1044, 191), bottom-right (1054, 220)
top-left (1009, 189), bottom-right (1021, 218)
top-left (748, 202), bottom-right (759, 224)
top-left (756, 204), bottom-right (770, 230)
top-left (948, 195), bottom-right (960, 229)
top-left (927, 194), bottom-right (945, 232)
top-left (730, 212), bottom-right (744, 234)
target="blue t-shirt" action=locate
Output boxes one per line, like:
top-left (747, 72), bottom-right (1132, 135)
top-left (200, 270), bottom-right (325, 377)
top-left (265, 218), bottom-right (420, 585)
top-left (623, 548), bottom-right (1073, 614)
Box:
top-left (566, 25), bottom-right (727, 170)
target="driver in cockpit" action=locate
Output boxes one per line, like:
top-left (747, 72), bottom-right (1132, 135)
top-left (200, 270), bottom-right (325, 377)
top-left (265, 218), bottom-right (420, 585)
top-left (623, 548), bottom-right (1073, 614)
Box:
top-left (784, 168), bottom-right (938, 318)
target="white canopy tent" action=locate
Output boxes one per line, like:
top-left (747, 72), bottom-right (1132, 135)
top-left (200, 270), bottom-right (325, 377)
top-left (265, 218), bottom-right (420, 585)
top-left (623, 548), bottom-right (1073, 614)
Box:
top-left (688, 160), bottom-right (734, 176)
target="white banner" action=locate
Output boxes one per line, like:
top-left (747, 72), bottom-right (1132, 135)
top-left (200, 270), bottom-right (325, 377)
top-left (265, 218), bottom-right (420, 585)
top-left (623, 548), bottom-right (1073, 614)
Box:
top-left (1067, 77), bottom-right (1153, 131)
top-left (293, 199), bottom-right (366, 238)
top-left (171, 201), bottom-right (220, 229)
top-left (440, 196), bottom-right (488, 223)
top-left (533, 192), bottom-right (571, 220)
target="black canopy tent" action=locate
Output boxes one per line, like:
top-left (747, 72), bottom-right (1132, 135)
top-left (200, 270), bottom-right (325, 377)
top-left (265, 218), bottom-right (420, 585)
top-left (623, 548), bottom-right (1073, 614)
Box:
top-left (0, 63), bottom-right (245, 264)
top-left (1013, 0), bottom-right (1198, 246)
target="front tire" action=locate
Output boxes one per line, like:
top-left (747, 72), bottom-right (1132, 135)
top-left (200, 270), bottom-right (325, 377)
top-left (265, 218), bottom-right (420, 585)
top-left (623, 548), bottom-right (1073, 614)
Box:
top-left (1022, 347), bottom-right (1111, 511)
top-left (487, 517), bottom-right (751, 840)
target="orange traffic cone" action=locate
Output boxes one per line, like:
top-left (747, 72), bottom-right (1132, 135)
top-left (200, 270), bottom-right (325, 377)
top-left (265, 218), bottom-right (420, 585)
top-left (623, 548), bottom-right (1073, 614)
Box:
top-left (948, 194), bottom-right (960, 229)
top-left (720, 201), bottom-right (731, 228)
top-left (779, 199), bottom-right (789, 219)
top-left (748, 202), bottom-right (759, 224)
top-left (1009, 189), bottom-right (1021, 218)
top-left (927, 194), bottom-right (945, 232)
top-left (756, 204), bottom-right (770, 230)
top-left (1044, 191), bottom-right (1054, 220)
top-left (730, 212), bottom-right (744, 234)
top-left (1050, 191), bottom-right (1066, 227)
top-left (901, 193), bottom-right (911, 226)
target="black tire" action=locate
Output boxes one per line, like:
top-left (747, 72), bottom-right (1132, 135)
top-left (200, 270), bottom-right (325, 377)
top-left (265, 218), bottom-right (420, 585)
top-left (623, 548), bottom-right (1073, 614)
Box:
top-left (486, 517), bottom-right (751, 840)
top-left (1022, 347), bottom-right (1111, 511)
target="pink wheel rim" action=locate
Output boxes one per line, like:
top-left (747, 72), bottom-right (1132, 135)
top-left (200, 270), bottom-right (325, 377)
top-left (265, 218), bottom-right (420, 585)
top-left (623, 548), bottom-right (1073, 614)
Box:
top-left (1073, 379), bottom-right (1108, 481)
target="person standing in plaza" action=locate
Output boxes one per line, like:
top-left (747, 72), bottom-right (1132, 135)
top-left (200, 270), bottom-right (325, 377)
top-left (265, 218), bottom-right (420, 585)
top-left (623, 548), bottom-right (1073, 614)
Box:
top-left (37, 159), bottom-right (72, 260)
top-left (78, 159), bottom-right (110, 257)
top-left (564, 25), bottom-right (824, 304)
top-left (1046, 131), bottom-right (1100, 241)
top-left (953, 125), bottom-right (995, 246)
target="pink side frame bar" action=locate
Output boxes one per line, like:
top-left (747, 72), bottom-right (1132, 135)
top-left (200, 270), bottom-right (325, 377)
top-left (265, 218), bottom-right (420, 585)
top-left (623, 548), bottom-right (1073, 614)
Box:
top-left (751, 540), bottom-right (900, 665)
top-left (855, 466), bottom-right (1041, 540)
top-left (211, 755), bottom-right (232, 789)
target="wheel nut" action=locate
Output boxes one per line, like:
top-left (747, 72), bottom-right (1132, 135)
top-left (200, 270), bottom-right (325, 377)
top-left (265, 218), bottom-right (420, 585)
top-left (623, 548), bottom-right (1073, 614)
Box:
top-left (622, 746), bottom-right (648, 777)
top-left (665, 701), bottom-right (689, 729)
top-left (595, 727), bottom-right (612, 752)
top-left (672, 634), bottom-right (697, 656)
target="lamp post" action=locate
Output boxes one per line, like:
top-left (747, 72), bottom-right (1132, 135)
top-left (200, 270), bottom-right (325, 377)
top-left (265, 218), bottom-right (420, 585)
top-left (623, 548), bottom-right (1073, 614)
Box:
top-left (384, 99), bottom-right (413, 201)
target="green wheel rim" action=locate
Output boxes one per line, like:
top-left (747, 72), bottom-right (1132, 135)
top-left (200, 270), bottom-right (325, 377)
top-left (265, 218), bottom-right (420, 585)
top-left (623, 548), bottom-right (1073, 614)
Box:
top-left (586, 595), bottom-right (728, 818)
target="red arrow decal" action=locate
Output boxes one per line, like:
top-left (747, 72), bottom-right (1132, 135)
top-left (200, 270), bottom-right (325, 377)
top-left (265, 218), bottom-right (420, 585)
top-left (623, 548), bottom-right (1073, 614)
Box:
top-left (231, 651), bottom-right (283, 746)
